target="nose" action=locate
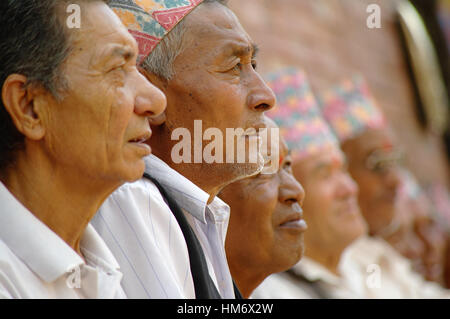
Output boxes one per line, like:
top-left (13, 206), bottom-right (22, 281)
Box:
top-left (133, 71), bottom-right (167, 118)
top-left (336, 172), bottom-right (359, 199)
top-left (246, 71), bottom-right (276, 113)
top-left (279, 171), bottom-right (306, 207)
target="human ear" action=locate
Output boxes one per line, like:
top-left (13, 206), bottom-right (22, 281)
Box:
top-left (2, 74), bottom-right (46, 141)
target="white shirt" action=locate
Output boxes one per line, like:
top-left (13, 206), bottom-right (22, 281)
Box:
top-left (92, 155), bottom-right (235, 299)
top-left (0, 182), bottom-right (126, 299)
top-left (253, 237), bottom-right (450, 299)
top-left (340, 236), bottom-right (450, 299)
top-left (251, 257), bottom-right (360, 299)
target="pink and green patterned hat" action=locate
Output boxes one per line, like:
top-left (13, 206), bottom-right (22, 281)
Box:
top-left (265, 68), bottom-right (339, 161)
top-left (109, 0), bottom-right (205, 64)
top-left (318, 75), bottom-right (386, 143)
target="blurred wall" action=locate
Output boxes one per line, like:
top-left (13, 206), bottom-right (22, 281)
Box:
top-left (229, 0), bottom-right (450, 187)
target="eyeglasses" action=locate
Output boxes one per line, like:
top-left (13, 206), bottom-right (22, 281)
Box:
top-left (365, 148), bottom-right (405, 173)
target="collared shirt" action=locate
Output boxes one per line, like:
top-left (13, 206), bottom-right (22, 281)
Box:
top-left (340, 236), bottom-right (450, 299)
top-left (0, 182), bottom-right (126, 299)
top-left (92, 154), bottom-right (235, 299)
top-left (253, 237), bottom-right (449, 299)
top-left (251, 257), bottom-right (359, 299)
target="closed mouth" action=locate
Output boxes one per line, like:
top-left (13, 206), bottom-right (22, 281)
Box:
top-left (128, 132), bottom-right (151, 144)
top-left (279, 203), bottom-right (307, 230)
top-left (279, 215), bottom-right (307, 229)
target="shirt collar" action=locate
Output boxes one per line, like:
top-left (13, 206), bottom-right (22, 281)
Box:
top-left (207, 196), bottom-right (230, 224)
top-left (144, 155), bottom-right (210, 224)
top-left (0, 182), bottom-right (84, 283)
top-left (291, 257), bottom-right (341, 286)
top-left (80, 224), bottom-right (121, 273)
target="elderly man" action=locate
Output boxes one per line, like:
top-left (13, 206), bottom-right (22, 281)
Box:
top-left (384, 170), bottom-right (427, 278)
top-left (252, 68), bottom-right (449, 299)
top-left (219, 117), bottom-right (306, 298)
top-left (396, 171), bottom-right (449, 286)
top-left (319, 76), bottom-right (403, 239)
top-left (0, 0), bottom-right (166, 298)
top-left (92, 0), bottom-right (275, 298)
top-left (251, 69), bottom-right (367, 298)
top-left (317, 75), bottom-right (449, 298)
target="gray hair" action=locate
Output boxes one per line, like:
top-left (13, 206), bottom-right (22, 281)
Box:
top-left (141, 0), bottom-right (228, 81)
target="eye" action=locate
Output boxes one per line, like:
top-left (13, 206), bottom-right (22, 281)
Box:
top-left (251, 60), bottom-right (257, 70)
top-left (318, 167), bottom-right (333, 179)
top-left (283, 160), bottom-right (292, 171)
top-left (229, 62), bottom-right (241, 73)
top-left (109, 64), bottom-right (125, 73)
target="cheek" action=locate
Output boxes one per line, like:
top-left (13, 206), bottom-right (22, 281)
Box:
top-left (45, 97), bottom-right (105, 155)
top-left (353, 172), bottom-right (379, 199)
top-left (182, 81), bottom-right (245, 128)
top-left (250, 187), bottom-right (279, 232)
top-left (106, 87), bottom-right (135, 142)
top-left (304, 185), bottom-right (333, 215)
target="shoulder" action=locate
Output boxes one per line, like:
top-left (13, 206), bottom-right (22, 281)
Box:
top-left (252, 272), bottom-right (313, 299)
top-left (0, 240), bottom-right (31, 298)
top-left (93, 178), bottom-right (174, 232)
top-left (0, 240), bottom-right (19, 271)
top-left (111, 179), bottom-right (161, 200)
top-left (99, 179), bottom-right (167, 212)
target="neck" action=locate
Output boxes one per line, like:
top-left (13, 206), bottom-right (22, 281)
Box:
top-left (304, 240), bottom-right (346, 276)
top-left (1, 150), bottom-right (118, 256)
top-left (150, 126), bottom-right (229, 203)
top-left (228, 261), bottom-right (270, 299)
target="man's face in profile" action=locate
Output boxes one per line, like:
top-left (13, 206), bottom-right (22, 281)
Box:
top-left (221, 137), bottom-right (306, 276)
top-left (293, 147), bottom-right (367, 249)
top-left (45, 1), bottom-right (165, 183)
top-left (342, 128), bottom-right (403, 235)
top-left (159, 2), bottom-right (276, 183)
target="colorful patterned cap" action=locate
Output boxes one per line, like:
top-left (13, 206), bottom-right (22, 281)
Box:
top-left (109, 0), bottom-right (204, 64)
top-left (319, 75), bottom-right (386, 143)
top-left (265, 68), bottom-right (340, 161)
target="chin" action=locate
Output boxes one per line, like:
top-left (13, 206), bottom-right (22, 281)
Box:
top-left (275, 246), bottom-right (304, 272)
top-left (206, 161), bottom-right (264, 191)
top-left (282, 237), bottom-right (305, 263)
top-left (119, 160), bottom-right (146, 183)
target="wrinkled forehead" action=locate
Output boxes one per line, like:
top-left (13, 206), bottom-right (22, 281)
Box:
top-left (184, 2), bottom-right (252, 49)
top-left (70, 1), bottom-right (136, 49)
top-left (346, 127), bottom-right (396, 160)
top-left (295, 145), bottom-right (345, 172)
top-left (314, 146), bottom-right (345, 166)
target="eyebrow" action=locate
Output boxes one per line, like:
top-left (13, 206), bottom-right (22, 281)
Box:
top-left (110, 46), bottom-right (136, 61)
top-left (231, 43), bottom-right (259, 59)
top-left (95, 45), bottom-right (136, 67)
top-left (313, 162), bottom-right (331, 173)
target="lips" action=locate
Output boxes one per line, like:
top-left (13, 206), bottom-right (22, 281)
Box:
top-left (129, 136), bottom-right (148, 144)
top-left (128, 131), bottom-right (152, 144)
top-left (127, 130), bottom-right (152, 156)
top-left (279, 203), bottom-right (308, 231)
top-left (280, 218), bottom-right (308, 230)
top-left (242, 122), bottom-right (268, 136)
